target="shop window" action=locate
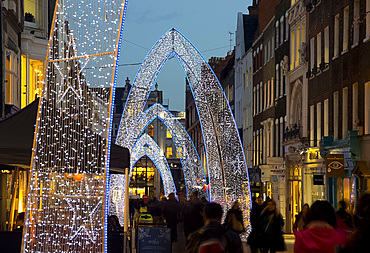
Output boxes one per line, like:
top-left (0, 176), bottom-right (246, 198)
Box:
top-left (166, 147), bottom-right (172, 158)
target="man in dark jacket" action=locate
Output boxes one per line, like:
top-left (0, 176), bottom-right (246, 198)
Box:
top-left (183, 191), bottom-right (205, 238)
top-left (163, 193), bottom-right (180, 242)
top-left (186, 202), bottom-right (243, 253)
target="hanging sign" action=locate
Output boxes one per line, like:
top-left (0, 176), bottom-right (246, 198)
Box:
top-left (326, 154), bottom-right (345, 177)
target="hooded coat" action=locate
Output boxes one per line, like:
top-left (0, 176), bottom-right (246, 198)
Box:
top-left (294, 221), bottom-right (347, 253)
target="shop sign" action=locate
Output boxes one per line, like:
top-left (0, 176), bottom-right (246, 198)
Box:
top-left (326, 154), bottom-right (345, 177)
top-left (270, 169), bottom-right (285, 175)
top-left (313, 175), bottom-right (325, 185)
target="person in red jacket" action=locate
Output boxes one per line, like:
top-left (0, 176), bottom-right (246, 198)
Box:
top-left (294, 200), bottom-right (347, 253)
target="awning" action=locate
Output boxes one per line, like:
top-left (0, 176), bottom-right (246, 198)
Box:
top-left (0, 98), bottom-right (129, 171)
top-left (353, 161), bottom-right (370, 177)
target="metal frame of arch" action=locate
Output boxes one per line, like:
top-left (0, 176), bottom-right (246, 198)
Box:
top-left (131, 103), bottom-right (208, 199)
top-left (116, 28), bottom-right (251, 238)
top-left (131, 133), bottom-right (176, 196)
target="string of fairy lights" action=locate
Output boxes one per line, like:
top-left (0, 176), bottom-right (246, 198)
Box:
top-left (22, 0), bottom-right (126, 252)
top-left (130, 133), bottom-right (176, 196)
top-left (116, 28), bottom-right (251, 240)
top-left (130, 103), bottom-right (207, 199)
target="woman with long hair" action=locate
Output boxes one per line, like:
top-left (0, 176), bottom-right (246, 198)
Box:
top-left (293, 203), bottom-right (309, 232)
top-left (258, 199), bottom-right (285, 253)
top-left (223, 201), bottom-right (245, 234)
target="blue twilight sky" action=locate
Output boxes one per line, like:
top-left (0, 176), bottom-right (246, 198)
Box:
top-left (117, 0), bottom-right (253, 111)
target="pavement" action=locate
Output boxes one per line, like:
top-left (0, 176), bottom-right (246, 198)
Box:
top-left (172, 223), bottom-right (295, 253)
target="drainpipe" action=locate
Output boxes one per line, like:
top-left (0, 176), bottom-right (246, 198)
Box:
top-left (1, 1), bottom-right (4, 119)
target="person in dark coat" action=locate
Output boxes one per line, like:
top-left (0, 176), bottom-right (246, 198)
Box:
top-left (186, 202), bottom-right (243, 253)
top-left (183, 191), bottom-right (205, 239)
top-left (336, 193), bottom-right (370, 253)
top-left (149, 197), bottom-right (163, 224)
top-left (336, 200), bottom-right (354, 229)
top-left (163, 193), bottom-right (181, 242)
top-left (248, 196), bottom-right (264, 253)
top-left (223, 201), bottom-right (244, 234)
top-left (259, 199), bottom-right (285, 253)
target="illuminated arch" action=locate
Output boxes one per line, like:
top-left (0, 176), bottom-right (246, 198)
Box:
top-left (132, 103), bottom-right (207, 199)
top-left (131, 133), bottom-right (176, 196)
top-left (117, 28), bottom-right (251, 238)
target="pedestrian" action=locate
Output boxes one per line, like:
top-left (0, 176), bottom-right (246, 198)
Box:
top-left (149, 197), bottom-right (164, 224)
top-left (186, 202), bottom-right (243, 253)
top-left (183, 191), bottom-right (205, 239)
top-left (163, 193), bottom-right (181, 242)
top-left (294, 200), bottom-right (347, 253)
top-left (336, 200), bottom-right (353, 229)
top-left (223, 201), bottom-right (244, 234)
top-left (248, 196), bottom-right (265, 253)
top-left (259, 199), bottom-right (285, 253)
top-left (293, 203), bottom-right (309, 232)
top-left (336, 193), bottom-right (370, 253)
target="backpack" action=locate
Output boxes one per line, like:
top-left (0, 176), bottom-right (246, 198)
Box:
top-left (198, 237), bottom-right (227, 253)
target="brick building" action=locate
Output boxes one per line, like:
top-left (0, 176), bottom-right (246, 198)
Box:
top-left (307, 0), bottom-right (370, 211)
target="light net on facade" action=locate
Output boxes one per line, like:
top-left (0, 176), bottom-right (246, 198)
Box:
top-left (116, 28), bottom-right (251, 239)
top-left (22, 0), bottom-right (127, 252)
top-left (128, 103), bottom-right (207, 199)
top-left (131, 133), bottom-right (176, 196)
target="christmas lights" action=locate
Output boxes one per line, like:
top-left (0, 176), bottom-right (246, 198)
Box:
top-left (126, 102), bottom-right (207, 199)
top-left (131, 133), bottom-right (176, 196)
top-left (116, 28), bottom-right (251, 239)
top-left (109, 174), bottom-right (125, 226)
top-left (22, 0), bottom-right (127, 252)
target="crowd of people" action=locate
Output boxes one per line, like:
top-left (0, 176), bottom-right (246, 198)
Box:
top-left (127, 191), bottom-right (370, 253)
